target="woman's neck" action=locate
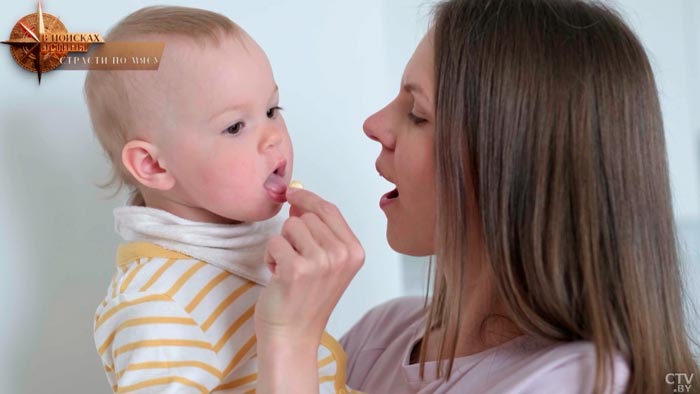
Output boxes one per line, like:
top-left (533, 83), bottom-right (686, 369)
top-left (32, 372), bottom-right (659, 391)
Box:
top-left (421, 263), bottom-right (523, 362)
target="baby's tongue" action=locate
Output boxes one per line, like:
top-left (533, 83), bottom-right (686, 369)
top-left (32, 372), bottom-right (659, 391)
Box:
top-left (264, 173), bottom-right (287, 195)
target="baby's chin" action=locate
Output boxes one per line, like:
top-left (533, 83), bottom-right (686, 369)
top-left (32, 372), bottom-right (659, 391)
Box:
top-left (212, 203), bottom-right (284, 224)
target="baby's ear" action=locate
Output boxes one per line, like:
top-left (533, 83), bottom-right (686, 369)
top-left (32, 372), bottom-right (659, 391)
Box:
top-left (121, 140), bottom-right (175, 191)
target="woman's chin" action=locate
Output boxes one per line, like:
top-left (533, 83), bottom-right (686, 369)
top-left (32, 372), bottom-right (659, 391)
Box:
top-left (386, 230), bottom-right (434, 256)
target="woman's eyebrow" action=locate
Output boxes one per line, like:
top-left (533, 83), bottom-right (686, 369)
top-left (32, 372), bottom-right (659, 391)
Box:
top-left (403, 82), bottom-right (430, 106)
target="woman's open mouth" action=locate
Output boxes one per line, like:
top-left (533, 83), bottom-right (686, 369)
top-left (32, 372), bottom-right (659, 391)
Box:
top-left (380, 187), bottom-right (399, 209)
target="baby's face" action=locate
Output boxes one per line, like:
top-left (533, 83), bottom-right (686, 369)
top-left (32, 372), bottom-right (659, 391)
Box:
top-left (152, 34), bottom-right (293, 223)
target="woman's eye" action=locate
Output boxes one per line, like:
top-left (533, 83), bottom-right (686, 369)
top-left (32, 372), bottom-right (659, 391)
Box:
top-left (408, 112), bottom-right (427, 125)
top-left (267, 106), bottom-right (283, 119)
top-left (223, 121), bottom-right (244, 135)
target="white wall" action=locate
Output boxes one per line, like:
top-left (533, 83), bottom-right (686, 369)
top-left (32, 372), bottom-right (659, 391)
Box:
top-left (0, 1), bottom-right (697, 394)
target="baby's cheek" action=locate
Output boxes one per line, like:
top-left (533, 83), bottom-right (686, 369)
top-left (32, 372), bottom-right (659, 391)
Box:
top-left (206, 161), bottom-right (256, 196)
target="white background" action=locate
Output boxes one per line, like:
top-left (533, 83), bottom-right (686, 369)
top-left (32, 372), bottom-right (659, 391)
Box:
top-left (0, 1), bottom-right (697, 393)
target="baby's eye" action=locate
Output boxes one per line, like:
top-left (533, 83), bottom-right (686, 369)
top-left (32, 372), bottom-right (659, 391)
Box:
top-left (267, 106), bottom-right (283, 119)
top-left (223, 121), bottom-right (244, 135)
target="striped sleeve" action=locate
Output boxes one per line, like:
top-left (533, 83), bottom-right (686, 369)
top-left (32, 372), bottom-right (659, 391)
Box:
top-left (95, 292), bottom-right (223, 394)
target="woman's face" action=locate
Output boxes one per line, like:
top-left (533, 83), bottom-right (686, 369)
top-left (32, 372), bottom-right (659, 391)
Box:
top-left (363, 33), bottom-right (436, 256)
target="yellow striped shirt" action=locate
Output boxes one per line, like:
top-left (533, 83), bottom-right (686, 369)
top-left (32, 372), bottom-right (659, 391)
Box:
top-left (94, 242), bottom-right (353, 393)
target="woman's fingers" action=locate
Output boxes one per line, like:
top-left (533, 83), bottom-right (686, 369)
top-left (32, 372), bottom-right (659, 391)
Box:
top-left (285, 188), bottom-right (365, 265)
top-left (264, 235), bottom-right (296, 274)
top-left (280, 216), bottom-right (321, 258)
top-left (258, 191), bottom-right (365, 359)
top-left (299, 213), bottom-right (342, 254)
top-left (286, 188), bottom-right (347, 238)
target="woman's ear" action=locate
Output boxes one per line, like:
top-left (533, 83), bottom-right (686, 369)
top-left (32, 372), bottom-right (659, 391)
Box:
top-left (121, 140), bottom-right (175, 191)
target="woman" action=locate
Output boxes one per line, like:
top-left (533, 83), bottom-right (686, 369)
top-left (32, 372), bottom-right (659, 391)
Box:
top-left (255, 0), bottom-right (700, 393)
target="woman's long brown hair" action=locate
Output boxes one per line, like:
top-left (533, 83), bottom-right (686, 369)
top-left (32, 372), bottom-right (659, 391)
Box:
top-left (423, 0), bottom-right (699, 392)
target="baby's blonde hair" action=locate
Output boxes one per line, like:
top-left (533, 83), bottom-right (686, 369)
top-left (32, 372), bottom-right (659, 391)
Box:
top-left (84, 6), bottom-right (241, 205)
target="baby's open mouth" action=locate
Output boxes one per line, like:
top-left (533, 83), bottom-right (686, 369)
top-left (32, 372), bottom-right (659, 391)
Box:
top-left (264, 161), bottom-right (288, 203)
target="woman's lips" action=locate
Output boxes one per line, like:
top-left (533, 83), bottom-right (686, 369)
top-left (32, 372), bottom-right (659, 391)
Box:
top-left (380, 188), bottom-right (399, 209)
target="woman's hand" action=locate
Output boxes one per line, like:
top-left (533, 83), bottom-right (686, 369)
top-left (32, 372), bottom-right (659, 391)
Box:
top-left (255, 187), bottom-right (364, 393)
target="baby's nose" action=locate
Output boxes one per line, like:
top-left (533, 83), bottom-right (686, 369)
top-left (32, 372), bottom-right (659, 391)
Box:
top-left (259, 124), bottom-right (284, 151)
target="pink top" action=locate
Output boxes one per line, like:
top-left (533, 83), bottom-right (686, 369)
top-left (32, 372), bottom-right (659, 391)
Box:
top-left (340, 297), bottom-right (629, 393)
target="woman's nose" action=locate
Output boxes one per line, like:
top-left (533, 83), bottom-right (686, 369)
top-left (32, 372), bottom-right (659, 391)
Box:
top-left (363, 105), bottom-right (396, 150)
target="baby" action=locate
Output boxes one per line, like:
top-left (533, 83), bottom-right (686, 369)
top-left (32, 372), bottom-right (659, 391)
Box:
top-left (86, 6), bottom-right (350, 393)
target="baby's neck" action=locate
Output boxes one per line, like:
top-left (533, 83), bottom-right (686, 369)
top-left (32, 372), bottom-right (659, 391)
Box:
top-left (142, 192), bottom-right (241, 225)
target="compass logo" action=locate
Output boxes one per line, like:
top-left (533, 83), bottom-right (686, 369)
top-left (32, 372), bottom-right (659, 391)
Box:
top-left (2, 2), bottom-right (164, 85)
top-left (2, 2), bottom-right (103, 84)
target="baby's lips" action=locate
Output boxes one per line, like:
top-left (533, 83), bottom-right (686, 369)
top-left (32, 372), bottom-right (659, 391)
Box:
top-left (263, 173), bottom-right (288, 203)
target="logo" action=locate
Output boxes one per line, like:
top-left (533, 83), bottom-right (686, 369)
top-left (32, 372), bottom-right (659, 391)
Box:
top-left (666, 373), bottom-right (695, 393)
top-left (3, 2), bottom-right (163, 84)
top-left (2, 2), bottom-right (103, 83)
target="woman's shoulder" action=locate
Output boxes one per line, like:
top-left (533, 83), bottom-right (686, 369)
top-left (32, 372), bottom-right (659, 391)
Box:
top-left (351, 296), bottom-right (426, 329)
top-left (537, 340), bottom-right (629, 392)
top-left (527, 338), bottom-right (629, 377)
top-left (476, 336), bottom-right (630, 394)
top-left (340, 296), bottom-right (426, 351)
top-left (359, 296), bottom-right (427, 325)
